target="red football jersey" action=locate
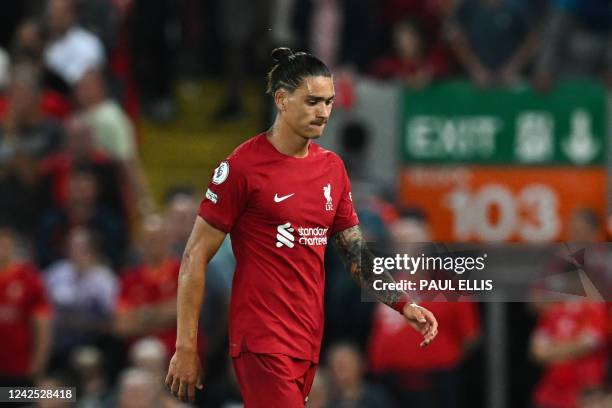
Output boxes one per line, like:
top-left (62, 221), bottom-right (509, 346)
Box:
top-left (533, 302), bottom-right (607, 408)
top-left (198, 133), bottom-right (359, 362)
top-left (368, 301), bottom-right (479, 372)
top-left (117, 258), bottom-right (182, 358)
top-left (0, 263), bottom-right (51, 377)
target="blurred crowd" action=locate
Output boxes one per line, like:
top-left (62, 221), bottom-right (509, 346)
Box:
top-left (0, 0), bottom-right (610, 407)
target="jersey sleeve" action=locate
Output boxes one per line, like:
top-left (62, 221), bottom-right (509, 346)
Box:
top-left (198, 157), bottom-right (249, 233)
top-left (330, 159), bottom-right (359, 235)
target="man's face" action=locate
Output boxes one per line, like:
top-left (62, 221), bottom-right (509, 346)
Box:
top-left (47, 0), bottom-right (75, 35)
top-left (280, 76), bottom-right (334, 139)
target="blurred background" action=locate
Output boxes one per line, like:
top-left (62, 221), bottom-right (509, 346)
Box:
top-left (0, 0), bottom-right (610, 407)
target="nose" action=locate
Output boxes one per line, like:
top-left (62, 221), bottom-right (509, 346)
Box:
top-left (316, 103), bottom-right (331, 120)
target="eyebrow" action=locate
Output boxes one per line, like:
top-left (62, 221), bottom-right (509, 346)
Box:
top-left (306, 95), bottom-right (335, 102)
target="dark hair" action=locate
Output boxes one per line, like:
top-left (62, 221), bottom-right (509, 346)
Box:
top-left (266, 47), bottom-right (331, 94)
top-left (573, 208), bottom-right (601, 230)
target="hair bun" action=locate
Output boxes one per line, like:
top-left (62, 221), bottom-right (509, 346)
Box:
top-left (271, 47), bottom-right (293, 64)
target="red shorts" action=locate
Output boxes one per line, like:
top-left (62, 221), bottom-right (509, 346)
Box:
top-left (231, 352), bottom-right (318, 407)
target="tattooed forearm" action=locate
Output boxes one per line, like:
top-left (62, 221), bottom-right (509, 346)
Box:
top-left (333, 225), bottom-right (406, 308)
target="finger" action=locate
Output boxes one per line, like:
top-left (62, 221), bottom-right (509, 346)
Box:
top-left (165, 372), bottom-right (173, 389)
top-left (196, 373), bottom-right (203, 390)
top-left (178, 380), bottom-right (187, 401)
top-left (188, 383), bottom-right (196, 403)
top-left (424, 311), bottom-right (438, 338)
top-left (171, 376), bottom-right (180, 396)
top-left (412, 306), bottom-right (426, 323)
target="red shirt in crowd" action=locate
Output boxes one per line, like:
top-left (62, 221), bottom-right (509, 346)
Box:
top-left (370, 44), bottom-right (450, 81)
top-left (198, 133), bottom-right (358, 363)
top-left (0, 263), bottom-right (51, 377)
top-left (369, 300), bottom-right (479, 373)
top-left (116, 258), bottom-right (183, 358)
top-left (533, 302), bottom-right (607, 408)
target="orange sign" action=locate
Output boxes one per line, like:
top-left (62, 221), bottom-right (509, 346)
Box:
top-left (398, 166), bottom-right (606, 242)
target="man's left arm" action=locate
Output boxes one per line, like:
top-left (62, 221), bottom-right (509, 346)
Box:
top-left (30, 313), bottom-right (52, 380)
top-left (333, 225), bottom-right (438, 347)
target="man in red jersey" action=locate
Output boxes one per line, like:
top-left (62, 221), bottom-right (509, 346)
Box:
top-left (115, 215), bottom-right (194, 359)
top-left (0, 228), bottom-right (52, 387)
top-left (165, 48), bottom-right (438, 406)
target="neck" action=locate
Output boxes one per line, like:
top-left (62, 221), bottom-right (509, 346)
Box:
top-left (268, 117), bottom-right (310, 158)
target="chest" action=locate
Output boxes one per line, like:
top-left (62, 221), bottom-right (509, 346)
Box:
top-left (124, 273), bottom-right (177, 305)
top-left (248, 163), bottom-right (343, 229)
top-left (0, 279), bottom-right (29, 322)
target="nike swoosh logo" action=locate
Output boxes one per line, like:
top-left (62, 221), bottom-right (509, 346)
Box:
top-left (274, 193), bottom-right (295, 203)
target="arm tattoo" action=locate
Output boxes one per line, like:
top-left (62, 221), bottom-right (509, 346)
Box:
top-left (333, 225), bottom-right (405, 308)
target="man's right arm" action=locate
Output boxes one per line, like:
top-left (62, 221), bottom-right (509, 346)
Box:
top-left (166, 216), bottom-right (227, 402)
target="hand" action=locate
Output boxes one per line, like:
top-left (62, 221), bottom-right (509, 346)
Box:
top-left (403, 303), bottom-right (438, 347)
top-left (499, 64), bottom-right (519, 86)
top-left (165, 348), bottom-right (203, 403)
top-left (532, 72), bottom-right (553, 93)
top-left (470, 65), bottom-right (493, 89)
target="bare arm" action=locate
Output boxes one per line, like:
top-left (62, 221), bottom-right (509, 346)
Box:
top-left (531, 334), bottom-right (600, 364)
top-left (333, 225), bottom-right (438, 346)
top-left (30, 314), bottom-right (52, 380)
top-left (447, 22), bottom-right (492, 86)
top-left (166, 216), bottom-right (226, 402)
top-left (333, 225), bottom-right (403, 307)
top-left (114, 298), bottom-right (178, 337)
top-left (122, 157), bottom-right (155, 216)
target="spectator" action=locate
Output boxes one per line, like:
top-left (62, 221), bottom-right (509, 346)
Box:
top-left (114, 215), bottom-right (202, 359)
top-left (213, 0), bottom-right (269, 121)
top-left (0, 62), bottom-right (63, 161)
top-left (448, 0), bottom-right (543, 87)
top-left (0, 62), bottom-right (64, 234)
top-left (35, 371), bottom-right (75, 408)
top-left (0, 228), bottom-right (52, 387)
top-left (370, 18), bottom-right (449, 87)
top-left (43, 0), bottom-right (105, 90)
top-left (531, 301), bottom-right (607, 408)
top-left (70, 346), bottom-right (110, 408)
top-left (36, 164), bottom-right (126, 268)
top-left (533, 0), bottom-right (611, 90)
top-left (129, 0), bottom-right (178, 122)
top-left (40, 115), bottom-right (124, 218)
top-left (567, 208), bottom-right (605, 243)
top-left (368, 210), bottom-right (480, 408)
top-left (74, 68), bottom-right (153, 218)
top-left (128, 337), bottom-right (182, 407)
top-left (116, 367), bottom-right (187, 408)
top-left (327, 342), bottom-right (397, 407)
top-left (163, 187), bottom-right (198, 256)
top-left (308, 368), bottom-right (332, 408)
top-left (45, 227), bottom-right (118, 365)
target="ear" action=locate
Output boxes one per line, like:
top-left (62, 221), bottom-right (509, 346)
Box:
top-left (274, 89), bottom-right (287, 112)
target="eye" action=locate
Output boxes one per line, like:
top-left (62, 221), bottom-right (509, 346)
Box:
top-left (307, 100), bottom-right (317, 106)
top-left (326, 99), bottom-right (334, 106)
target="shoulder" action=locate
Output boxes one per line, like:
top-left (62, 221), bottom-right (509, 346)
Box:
top-left (45, 260), bottom-right (72, 280)
top-left (90, 264), bottom-right (118, 284)
top-left (313, 144), bottom-right (349, 176)
top-left (215, 133), bottom-right (267, 179)
top-left (119, 265), bottom-right (142, 285)
top-left (69, 26), bottom-right (104, 48)
top-left (15, 262), bottom-right (44, 285)
top-left (228, 133), bottom-right (267, 162)
top-left (312, 142), bottom-right (344, 164)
